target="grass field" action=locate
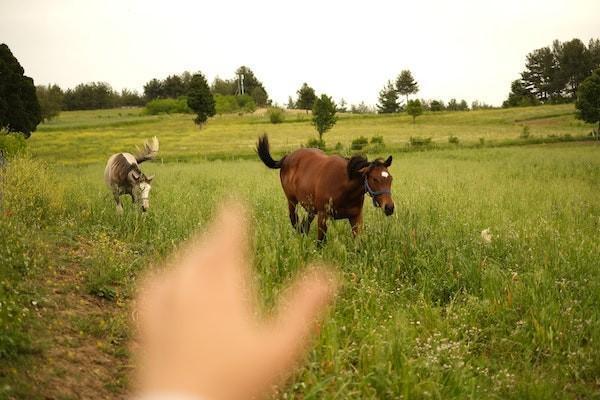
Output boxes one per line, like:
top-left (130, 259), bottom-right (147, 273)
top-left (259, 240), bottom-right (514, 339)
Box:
top-left (1, 105), bottom-right (599, 399)
top-left (28, 104), bottom-right (594, 165)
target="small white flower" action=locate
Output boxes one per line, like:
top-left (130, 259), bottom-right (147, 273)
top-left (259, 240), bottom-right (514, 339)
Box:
top-left (481, 228), bottom-right (492, 244)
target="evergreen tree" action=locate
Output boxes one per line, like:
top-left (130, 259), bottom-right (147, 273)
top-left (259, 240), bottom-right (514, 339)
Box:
top-left (235, 66), bottom-right (269, 106)
top-left (187, 72), bottom-right (216, 126)
top-left (521, 47), bottom-right (557, 102)
top-left (296, 83), bottom-right (317, 113)
top-left (312, 94), bottom-right (337, 143)
top-left (0, 44), bottom-right (41, 138)
top-left (377, 81), bottom-right (400, 113)
top-left (395, 70), bottom-right (419, 103)
top-left (144, 78), bottom-right (164, 101)
top-left (286, 96), bottom-right (296, 109)
top-left (211, 77), bottom-right (237, 96)
top-left (575, 68), bottom-right (600, 138)
top-left (503, 80), bottom-right (538, 107)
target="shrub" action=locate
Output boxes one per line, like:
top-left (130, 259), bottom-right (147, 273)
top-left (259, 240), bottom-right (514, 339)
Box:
top-left (479, 137), bottom-right (485, 145)
top-left (0, 133), bottom-right (27, 157)
top-left (237, 95), bottom-right (256, 113)
top-left (334, 142), bottom-right (344, 151)
top-left (370, 135), bottom-right (384, 145)
top-left (520, 125), bottom-right (530, 139)
top-left (215, 94), bottom-right (239, 115)
top-left (409, 136), bottom-right (432, 146)
top-left (268, 107), bottom-right (285, 124)
top-left (145, 97), bottom-right (191, 115)
top-left (307, 137), bottom-right (325, 149)
top-left (448, 135), bottom-right (459, 144)
top-left (351, 136), bottom-right (369, 150)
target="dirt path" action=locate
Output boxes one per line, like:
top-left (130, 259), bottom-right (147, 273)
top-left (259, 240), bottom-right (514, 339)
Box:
top-left (23, 245), bottom-right (131, 400)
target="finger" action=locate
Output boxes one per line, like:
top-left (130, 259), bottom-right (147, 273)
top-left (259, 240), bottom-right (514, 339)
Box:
top-left (266, 265), bottom-right (338, 372)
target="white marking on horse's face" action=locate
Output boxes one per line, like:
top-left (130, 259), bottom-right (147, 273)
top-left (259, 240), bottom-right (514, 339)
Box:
top-left (139, 182), bottom-right (152, 199)
top-left (381, 171), bottom-right (389, 178)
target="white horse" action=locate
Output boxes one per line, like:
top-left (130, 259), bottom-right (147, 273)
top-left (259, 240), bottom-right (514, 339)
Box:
top-left (104, 137), bottom-right (159, 213)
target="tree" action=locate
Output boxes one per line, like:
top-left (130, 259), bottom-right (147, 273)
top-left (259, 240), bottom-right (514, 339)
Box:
top-left (395, 70), bottom-right (419, 103)
top-left (503, 80), bottom-right (538, 107)
top-left (296, 83), bottom-right (316, 113)
top-left (187, 72), bottom-right (215, 126)
top-left (521, 47), bottom-right (557, 102)
top-left (338, 98), bottom-right (347, 113)
top-left (144, 78), bottom-right (164, 101)
top-left (62, 82), bottom-right (117, 110)
top-left (119, 88), bottom-right (145, 107)
top-left (163, 74), bottom-right (186, 98)
top-left (251, 86), bottom-right (268, 108)
top-left (211, 77), bottom-right (237, 96)
top-left (235, 66), bottom-right (269, 106)
top-left (286, 96), bottom-right (296, 109)
top-left (458, 99), bottom-right (469, 111)
top-left (575, 68), bottom-right (600, 138)
top-left (0, 44), bottom-right (41, 138)
top-left (36, 84), bottom-right (64, 121)
top-left (430, 100), bottom-right (445, 111)
top-left (311, 94), bottom-right (337, 143)
top-left (556, 39), bottom-right (593, 99)
top-left (377, 81), bottom-right (401, 113)
top-left (406, 99), bottom-right (423, 123)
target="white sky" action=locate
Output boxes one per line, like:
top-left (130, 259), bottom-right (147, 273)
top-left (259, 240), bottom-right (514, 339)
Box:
top-left (1, 0), bottom-right (599, 106)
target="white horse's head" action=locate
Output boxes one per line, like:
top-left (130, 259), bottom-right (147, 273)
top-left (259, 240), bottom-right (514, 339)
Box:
top-left (128, 170), bottom-right (154, 212)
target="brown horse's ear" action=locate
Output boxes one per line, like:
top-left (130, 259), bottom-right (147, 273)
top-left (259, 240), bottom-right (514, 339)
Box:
top-left (357, 166), bottom-right (370, 176)
top-left (384, 155), bottom-right (393, 167)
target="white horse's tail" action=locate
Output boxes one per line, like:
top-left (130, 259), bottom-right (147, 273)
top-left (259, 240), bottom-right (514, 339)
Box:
top-left (135, 136), bottom-right (159, 163)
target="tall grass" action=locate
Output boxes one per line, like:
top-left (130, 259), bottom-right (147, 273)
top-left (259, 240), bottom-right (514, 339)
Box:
top-left (1, 143), bottom-right (599, 397)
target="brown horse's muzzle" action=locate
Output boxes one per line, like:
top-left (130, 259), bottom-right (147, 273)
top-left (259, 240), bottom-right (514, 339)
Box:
top-left (384, 203), bottom-right (395, 216)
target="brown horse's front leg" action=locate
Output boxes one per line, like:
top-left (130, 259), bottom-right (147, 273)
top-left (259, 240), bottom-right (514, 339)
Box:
top-left (349, 212), bottom-right (363, 237)
top-left (317, 211), bottom-right (328, 244)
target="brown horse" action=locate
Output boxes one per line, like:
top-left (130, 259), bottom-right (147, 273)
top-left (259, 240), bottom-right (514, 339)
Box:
top-left (257, 134), bottom-right (394, 242)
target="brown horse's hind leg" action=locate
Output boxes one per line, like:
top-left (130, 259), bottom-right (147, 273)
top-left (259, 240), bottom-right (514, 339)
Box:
top-left (317, 211), bottom-right (328, 244)
top-left (288, 200), bottom-right (300, 231)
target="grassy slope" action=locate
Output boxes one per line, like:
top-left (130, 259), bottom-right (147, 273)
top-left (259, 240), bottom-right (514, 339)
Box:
top-left (29, 104), bottom-right (595, 165)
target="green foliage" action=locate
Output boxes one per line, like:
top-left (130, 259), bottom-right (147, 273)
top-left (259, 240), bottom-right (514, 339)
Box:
top-left (503, 80), bottom-right (540, 108)
top-left (520, 125), bottom-right (531, 139)
top-left (377, 81), bottom-right (401, 114)
top-left (214, 94), bottom-right (239, 115)
top-left (211, 77), bottom-right (237, 96)
top-left (296, 83), bottom-right (316, 112)
top-left (395, 69), bottom-right (419, 102)
top-left (409, 136), bottom-right (432, 146)
top-left (448, 135), bottom-right (459, 144)
top-left (145, 97), bottom-right (191, 115)
top-left (143, 71), bottom-right (193, 101)
top-left (351, 102), bottom-right (374, 114)
top-left (235, 66), bottom-right (269, 106)
top-left (306, 137), bottom-right (325, 149)
top-left (268, 107), bottom-right (285, 124)
top-left (0, 133), bottom-right (27, 156)
top-left (118, 88), bottom-right (145, 107)
top-left (370, 135), bottom-right (384, 145)
top-left (0, 44), bottom-right (42, 138)
top-left (187, 72), bottom-right (216, 126)
top-left (351, 136), bottom-right (369, 150)
top-left (406, 99), bottom-right (423, 123)
top-left (311, 94), bottom-right (337, 141)
top-left (63, 82), bottom-right (118, 111)
top-left (236, 94), bottom-right (256, 113)
top-left (575, 68), bottom-right (600, 135)
top-left (36, 84), bottom-right (64, 122)
top-left (430, 100), bottom-right (445, 111)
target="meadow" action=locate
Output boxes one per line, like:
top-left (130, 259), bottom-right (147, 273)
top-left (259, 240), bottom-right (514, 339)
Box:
top-left (1, 105), bottom-right (599, 399)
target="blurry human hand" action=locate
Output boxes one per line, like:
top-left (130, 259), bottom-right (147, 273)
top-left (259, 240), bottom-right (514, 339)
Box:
top-left (134, 203), bottom-right (338, 400)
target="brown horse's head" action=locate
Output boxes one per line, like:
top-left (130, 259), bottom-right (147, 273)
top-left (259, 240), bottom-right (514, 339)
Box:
top-left (348, 155), bottom-right (395, 216)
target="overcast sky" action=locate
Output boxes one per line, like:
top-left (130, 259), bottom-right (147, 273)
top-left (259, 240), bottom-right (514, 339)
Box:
top-left (1, 0), bottom-right (599, 106)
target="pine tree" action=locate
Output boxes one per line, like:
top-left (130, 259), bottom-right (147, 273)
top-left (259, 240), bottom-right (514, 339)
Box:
top-left (576, 68), bottom-right (600, 138)
top-left (187, 72), bottom-right (216, 126)
top-left (395, 70), bottom-right (419, 103)
top-left (406, 99), bottom-right (423, 123)
top-left (0, 44), bottom-right (41, 138)
top-left (377, 81), bottom-right (400, 113)
top-left (296, 83), bottom-right (317, 113)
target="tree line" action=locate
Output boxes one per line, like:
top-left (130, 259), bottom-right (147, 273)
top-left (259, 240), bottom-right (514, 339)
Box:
top-left (504, 37), bottom-right (600, 107)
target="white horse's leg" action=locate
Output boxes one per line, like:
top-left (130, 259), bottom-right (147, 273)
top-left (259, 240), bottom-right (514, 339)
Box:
top-left (113, 189), bottom-right (123, 214)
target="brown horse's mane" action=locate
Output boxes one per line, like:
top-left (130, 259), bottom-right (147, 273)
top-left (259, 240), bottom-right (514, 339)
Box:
top-left (347, 155), bottom-right (386, 179)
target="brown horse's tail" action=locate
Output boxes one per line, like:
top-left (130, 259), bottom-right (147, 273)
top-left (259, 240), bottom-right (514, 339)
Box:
top-left (256, 134), bottom-right (283, 169)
